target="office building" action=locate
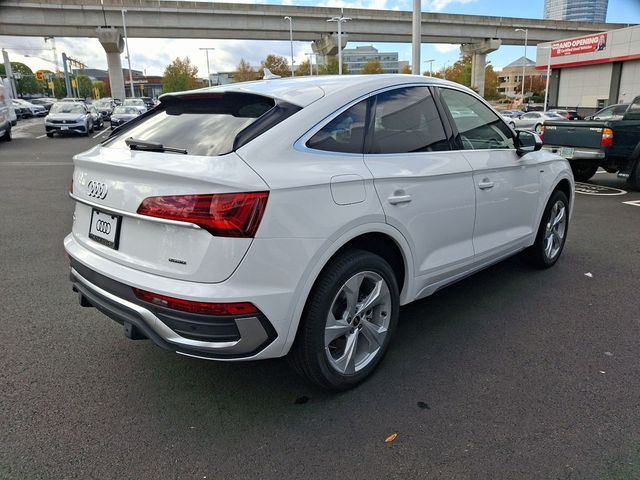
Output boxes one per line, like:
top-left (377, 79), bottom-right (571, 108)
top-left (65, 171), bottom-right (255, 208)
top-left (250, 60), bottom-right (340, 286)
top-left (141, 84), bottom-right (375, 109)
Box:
top-left (544, 0), bottom-right (608, 23)
top-left (341, 46), bottom-right (402, 74)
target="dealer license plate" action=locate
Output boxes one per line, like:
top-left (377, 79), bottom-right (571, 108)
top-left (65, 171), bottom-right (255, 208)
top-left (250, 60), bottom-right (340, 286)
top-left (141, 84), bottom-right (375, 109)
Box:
top-left (88, 208), bottom-right (122, 250)
top-left (559, 147), bottom-right (574, 159)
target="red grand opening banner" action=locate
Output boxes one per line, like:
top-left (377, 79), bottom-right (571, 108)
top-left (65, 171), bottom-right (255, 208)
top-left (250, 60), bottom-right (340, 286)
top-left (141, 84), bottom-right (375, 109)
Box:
top-left (551, 33), bottom-right (608, 57)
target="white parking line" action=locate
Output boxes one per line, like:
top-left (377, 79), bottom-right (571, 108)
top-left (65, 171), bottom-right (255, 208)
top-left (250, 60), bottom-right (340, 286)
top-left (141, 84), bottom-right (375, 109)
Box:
top-left (92, 129), bottom-right (110, 139)
top-left (36, 134), bottom-right (47, 139)
top-left (622, 200), bottom-right (640, 207)
top-left (0, 162), bottom-right (73, 166)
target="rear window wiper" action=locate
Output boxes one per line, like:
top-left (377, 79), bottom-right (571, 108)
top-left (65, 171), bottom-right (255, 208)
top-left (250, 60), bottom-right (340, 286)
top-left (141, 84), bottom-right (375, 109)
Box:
top-left (125, 137), bottom-right (188, 154)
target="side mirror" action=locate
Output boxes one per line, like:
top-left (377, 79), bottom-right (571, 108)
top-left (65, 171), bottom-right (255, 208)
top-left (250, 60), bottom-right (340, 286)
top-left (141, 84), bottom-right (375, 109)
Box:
top-left (516, 130), bottom-right (542, 155)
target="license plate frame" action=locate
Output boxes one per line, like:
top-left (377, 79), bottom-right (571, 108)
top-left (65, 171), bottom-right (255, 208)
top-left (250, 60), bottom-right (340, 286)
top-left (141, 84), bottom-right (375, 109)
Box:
top-left (88, 208), bottom-right (122, 250)
top-left (61, 126), bottom-right (69, 130)
top-left (559, 147), bottom-right (574, 159)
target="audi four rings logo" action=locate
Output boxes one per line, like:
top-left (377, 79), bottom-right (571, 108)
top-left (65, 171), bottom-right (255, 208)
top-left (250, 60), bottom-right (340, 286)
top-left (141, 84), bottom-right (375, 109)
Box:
top-left (95, 220), bottom-right (112, 235)
top-left (87, 181), bottom-right (108, 199)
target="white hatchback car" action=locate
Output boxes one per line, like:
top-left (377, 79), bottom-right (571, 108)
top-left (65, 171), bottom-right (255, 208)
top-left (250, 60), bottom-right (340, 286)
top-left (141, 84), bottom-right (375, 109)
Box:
top-left (65, 75), bottom-right (574, 390)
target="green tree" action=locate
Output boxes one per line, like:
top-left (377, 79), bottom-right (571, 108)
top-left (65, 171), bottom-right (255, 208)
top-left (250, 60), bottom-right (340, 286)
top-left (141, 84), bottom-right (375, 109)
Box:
top-left (51, 76), bottom-right (67, 99)
top-left (318, 56), bottom-right (348, 75)
top-left (400, 64), bottom-right (412, 74)
top-left (516, 76), bottom-right (548, 102)
top-left (296, 58), bottom-right (312, 76)
top-left (361, 59), bottom-right (384, 74)
top-left (234, 59), bottom-right (257, 83)
top-left (162, 57), bottom-right (199, 93)
top-left (0, 62), bottom-right (44, 96)
top-left (76, 75), bottom-right (93, 98)
top-left (260, 54), bottom-right (290, 78)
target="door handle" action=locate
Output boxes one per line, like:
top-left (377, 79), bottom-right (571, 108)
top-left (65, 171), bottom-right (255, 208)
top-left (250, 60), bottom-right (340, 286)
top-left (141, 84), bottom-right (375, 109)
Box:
top-left (478, 179), bottom-right (495, 190)
top-left (388, 194), bottom-right (412, 205)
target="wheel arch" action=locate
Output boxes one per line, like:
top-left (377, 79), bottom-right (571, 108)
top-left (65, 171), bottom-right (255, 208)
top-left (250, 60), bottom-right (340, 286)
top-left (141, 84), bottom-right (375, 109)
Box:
top-left (281, 223), bottom-right (414, 355)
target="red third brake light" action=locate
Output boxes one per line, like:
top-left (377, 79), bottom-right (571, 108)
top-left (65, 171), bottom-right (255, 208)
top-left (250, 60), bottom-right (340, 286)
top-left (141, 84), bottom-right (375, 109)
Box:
top-left (133, 288), bottom-right (259, 316)
top-left (137, 192), bottom-right (268, 238)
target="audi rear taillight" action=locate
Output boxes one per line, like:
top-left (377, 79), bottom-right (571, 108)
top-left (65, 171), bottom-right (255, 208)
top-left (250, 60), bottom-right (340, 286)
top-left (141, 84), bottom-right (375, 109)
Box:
top-left (601, 128), bottom-right (614, 147)
top-left (137, 192), bottom-right (268, 238)
top-left (133, 288), bottom-right (259, 316)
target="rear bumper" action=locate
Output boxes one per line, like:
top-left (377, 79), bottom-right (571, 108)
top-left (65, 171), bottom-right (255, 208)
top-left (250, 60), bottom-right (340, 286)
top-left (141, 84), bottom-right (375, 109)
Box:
top-left (69, 258), bottom-right (277, 359)
top-left (542, 145), bottom-right (605, 161)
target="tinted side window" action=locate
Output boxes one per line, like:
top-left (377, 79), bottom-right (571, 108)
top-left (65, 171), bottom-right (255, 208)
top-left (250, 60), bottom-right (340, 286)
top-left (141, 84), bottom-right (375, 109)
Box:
top-left (623, 101), bottom-right (640, 120)
top-left (439, 88), bottom-right (515, 150)
top-left (368, 87), bottom-right (448, 154)
top-left (307, 100), bottom-right (367, 154)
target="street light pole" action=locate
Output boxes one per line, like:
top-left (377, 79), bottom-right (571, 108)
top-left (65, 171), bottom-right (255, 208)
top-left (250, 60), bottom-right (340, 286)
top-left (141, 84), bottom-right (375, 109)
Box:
top-left (424, 58), bottom-right (434, 76)
top-left (284, 17), bottom-right (294, 77)
top-left (122, 9), bottom-right (135, 98)
top-left (516, 28), bottom-right (528, 102)
top-left (327, 11), bottom-right (351, 76)
top-left (200, 48), bottom-right (215, 86)
top-left (305, 52), bottom-right (315, 75)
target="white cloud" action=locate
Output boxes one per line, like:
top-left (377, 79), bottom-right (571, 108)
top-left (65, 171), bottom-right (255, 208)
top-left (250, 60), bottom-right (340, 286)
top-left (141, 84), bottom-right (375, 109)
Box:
top-left (434, 43), bottom-right (460, 53)
top-left (425, 0), bottom-right (477, 13)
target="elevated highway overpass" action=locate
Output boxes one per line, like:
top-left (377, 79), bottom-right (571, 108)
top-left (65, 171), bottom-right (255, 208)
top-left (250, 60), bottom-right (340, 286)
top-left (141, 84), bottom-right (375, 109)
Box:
top-left (1, 0), bottom-right (630, 98)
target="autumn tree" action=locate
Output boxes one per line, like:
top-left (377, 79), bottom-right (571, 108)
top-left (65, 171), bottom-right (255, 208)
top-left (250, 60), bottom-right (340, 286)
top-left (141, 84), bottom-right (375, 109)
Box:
top-left (400, 64), bottom-right (412, 74)
top-left (516, 76), bottom-right (548, 102)
top-left (93, 80), bottom-right (108, 98)
top-left (484, 65), bottom-right (501, 100)
top-left (318, 56), bottom-right (348, 75)
top-left (162, 57), bottom-right (199, 93)
top-left (361, 60), bottom-right (384, 74)
top-left (296, 58), bottom-right (312, 76)
top-left (234, 59), bottom-right (257, 83)
top-left (260, 54), bottom-right (290, 78)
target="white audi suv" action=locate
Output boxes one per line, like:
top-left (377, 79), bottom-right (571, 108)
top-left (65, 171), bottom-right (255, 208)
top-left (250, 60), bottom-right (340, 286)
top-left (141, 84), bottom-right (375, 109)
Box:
top-left (65, 75), bottom-right (574, 390)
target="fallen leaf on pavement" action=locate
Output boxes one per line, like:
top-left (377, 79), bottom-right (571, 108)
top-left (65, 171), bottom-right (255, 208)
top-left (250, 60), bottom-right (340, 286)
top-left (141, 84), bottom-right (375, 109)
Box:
top-left (384, 433), bottom-right (398, 443)
top-left (584, 272), bottom-right (593, 278)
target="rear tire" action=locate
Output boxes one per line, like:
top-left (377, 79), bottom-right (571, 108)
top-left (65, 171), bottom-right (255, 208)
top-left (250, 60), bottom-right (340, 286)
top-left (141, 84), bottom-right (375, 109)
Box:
top-left (570, 162), bottom-right (598, 182)
top-left (628, 162), bottom-right (640, 191)
top-left (288, 249), bottom-right (400, 390)
top-left (2, 126), bottom-right (11, 141)
top-left (46, 132), bottom-right (53, 138)
top-left (523, 190), bottom-right (569, 269)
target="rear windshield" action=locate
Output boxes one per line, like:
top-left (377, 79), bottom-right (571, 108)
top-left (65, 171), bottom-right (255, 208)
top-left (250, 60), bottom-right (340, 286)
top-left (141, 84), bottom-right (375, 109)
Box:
top-left (106, 93), bottom-right (276, 157)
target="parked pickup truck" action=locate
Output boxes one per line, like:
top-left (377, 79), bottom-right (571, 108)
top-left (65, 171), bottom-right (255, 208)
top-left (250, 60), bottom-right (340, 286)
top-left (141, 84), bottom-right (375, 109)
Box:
top-left (541, 96), bottom-right (640, 188)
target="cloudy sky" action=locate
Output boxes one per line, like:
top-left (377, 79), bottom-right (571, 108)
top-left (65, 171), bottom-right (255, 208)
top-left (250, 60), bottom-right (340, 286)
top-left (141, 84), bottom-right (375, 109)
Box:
top-left (2, 0), bottom-right (639, 78)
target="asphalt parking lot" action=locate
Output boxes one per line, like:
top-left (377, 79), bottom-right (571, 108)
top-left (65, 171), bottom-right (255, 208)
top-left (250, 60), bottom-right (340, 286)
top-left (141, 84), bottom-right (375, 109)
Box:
top-left (1, 117), bottom-right (639, 480)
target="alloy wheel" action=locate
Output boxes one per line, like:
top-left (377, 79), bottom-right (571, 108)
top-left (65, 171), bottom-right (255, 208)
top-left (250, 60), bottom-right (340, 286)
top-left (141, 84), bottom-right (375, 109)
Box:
top-left (544, 200), bottom-right (567, 260)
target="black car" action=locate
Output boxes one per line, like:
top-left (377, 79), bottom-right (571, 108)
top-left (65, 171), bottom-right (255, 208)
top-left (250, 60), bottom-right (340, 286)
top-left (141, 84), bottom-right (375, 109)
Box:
top-left (140, 96), bottom-right (155, 110)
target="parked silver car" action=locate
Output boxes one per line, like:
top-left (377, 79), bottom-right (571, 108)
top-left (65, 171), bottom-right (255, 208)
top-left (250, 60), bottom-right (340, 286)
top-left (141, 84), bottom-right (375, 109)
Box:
top-left (512, 111), bottom-right (566, 133)
top-left (45, 102), bottom-right (94, 137)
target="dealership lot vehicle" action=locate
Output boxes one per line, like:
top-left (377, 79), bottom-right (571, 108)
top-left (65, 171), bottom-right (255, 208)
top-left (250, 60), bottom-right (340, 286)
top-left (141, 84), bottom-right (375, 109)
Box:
top-left (88, 104), bottom-right (105, 130)
top-left (29, 97), bottom-right (56, 112)
top-left (2, 95), bottom-right (640, 479)
top-left (0, 83), bottom-right (12, 142)
top-left (45, 102), bottom-right (94, 137)
top-left (584, 103), bottom-right (629, 121)
top-left (13, 98), bottom-right (47, 117)
top-left (548, 109), bottom-right (581, 120)
top-left (65, 75), bottom-right (574, 390)
top-left (93, 98), bottom-right (115, 120)
top-left (109, 105), bottom-right (141, 129)
top-left (512, 111), bottom-right (566, 133)
top-left (543, 95), bottom-right (640, 187)
top-left (123, 97), bottom-right (147, 113)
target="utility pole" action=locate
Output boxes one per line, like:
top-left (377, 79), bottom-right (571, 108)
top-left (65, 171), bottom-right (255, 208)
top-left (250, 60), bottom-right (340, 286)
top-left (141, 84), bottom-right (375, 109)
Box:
top-left (516, 28), bottom-right (529, 102)
top-left (62, 52), bottom-right (72, 97)
top-left (2, 49), bottom-right (17, 97)
top-left (44, 37), bottom-right (60, 73)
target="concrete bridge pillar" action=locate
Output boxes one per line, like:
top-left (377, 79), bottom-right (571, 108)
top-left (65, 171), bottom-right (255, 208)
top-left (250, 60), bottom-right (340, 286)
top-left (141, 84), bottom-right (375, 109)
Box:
top-left (461, 38), bottom-right (501, 97)
top-left (97, 27), bottom-right (125, 100)
top-left (312, 33), bottom-right (348, 69)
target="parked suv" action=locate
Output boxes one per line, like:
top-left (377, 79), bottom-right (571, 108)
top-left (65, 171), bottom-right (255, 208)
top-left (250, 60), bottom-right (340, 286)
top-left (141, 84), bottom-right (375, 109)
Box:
top-left (45, 102), bottom-right (93, 137)
top-left (65, 76), bottom-right (574, 390)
